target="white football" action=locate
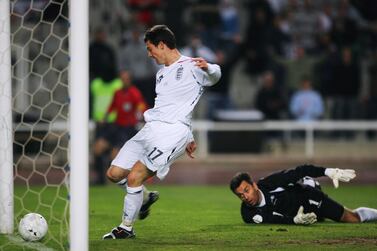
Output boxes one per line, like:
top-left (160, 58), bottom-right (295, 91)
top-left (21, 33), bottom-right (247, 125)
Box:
top-left (18, 213), bottom-right (48, 241)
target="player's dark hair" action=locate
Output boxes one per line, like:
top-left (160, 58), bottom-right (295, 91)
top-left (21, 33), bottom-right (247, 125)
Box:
top-left (229, 172), bottom-right (253, 194)
top-left (144, 24), bottom-right (176, 49)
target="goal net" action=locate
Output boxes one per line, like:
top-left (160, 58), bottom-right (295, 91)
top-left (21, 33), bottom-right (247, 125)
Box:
top-left (0, 0), bottom-right (88, 250)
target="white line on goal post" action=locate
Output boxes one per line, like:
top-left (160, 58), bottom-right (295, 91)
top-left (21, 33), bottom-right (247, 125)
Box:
top-left (69, 0), bottom-right (89, 250)
top-left (0, 0), bottom-right (14, 235)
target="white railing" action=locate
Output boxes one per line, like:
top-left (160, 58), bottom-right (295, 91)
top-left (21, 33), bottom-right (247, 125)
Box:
top-left (193, 120), bottom-right (377, 158)
top-left (14, 120), bottom-right (377, 158)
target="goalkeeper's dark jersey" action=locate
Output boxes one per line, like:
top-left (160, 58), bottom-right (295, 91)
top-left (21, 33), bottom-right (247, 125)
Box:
top-left (240, 164), bottom-right (344, 224)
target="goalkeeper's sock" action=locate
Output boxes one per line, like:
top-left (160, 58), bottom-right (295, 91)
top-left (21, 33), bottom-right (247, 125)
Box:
top-left (122, 185), bottom-right (144, 227)
top-left (355, 207), bottom-right (377, 222)
top-left (116, 178), bottom-right (128, 191)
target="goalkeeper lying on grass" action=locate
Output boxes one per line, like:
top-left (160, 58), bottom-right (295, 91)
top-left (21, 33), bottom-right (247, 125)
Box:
top-left (230, 165), bottom-right (377, 225)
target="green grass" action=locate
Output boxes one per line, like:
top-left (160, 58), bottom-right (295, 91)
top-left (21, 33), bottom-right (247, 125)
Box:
top-left (90, 185), bottom-right (377, 251)
top-left (1, 185), bottom-right (377, 250)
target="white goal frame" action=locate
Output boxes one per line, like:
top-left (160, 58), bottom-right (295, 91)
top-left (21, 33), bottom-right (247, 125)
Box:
top-left (69, 0), bottom-right (89, 250)
top-left (0, 0), bottom-right (13, 235)
top-left (0, 0), bottom-right (89, 250)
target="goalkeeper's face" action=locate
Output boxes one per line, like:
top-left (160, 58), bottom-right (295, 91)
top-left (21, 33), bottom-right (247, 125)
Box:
top-left (234, 181), bottom-right (260, 206)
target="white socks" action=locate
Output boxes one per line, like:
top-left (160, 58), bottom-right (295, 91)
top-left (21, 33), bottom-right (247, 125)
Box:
top-left (116, 178), bottom-right (128, 191)
top-left (121, 185), bottom-right (144, 229)
top-left (355, 207), bottom-right (377, 222)
top-left (117, 179), bottom-right (150, 230)
top-left (117, 178), bottom-right (149, 204)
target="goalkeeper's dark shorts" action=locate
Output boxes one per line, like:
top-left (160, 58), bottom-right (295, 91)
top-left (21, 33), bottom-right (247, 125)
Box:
top-left (301, 185), bottom-right (344, 222)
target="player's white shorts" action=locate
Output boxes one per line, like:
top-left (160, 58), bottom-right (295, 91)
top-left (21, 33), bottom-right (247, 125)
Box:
top-left (111, 121), bottom-right (192, 179)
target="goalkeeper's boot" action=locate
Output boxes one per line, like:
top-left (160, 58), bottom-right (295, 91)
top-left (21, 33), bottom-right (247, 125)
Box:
top-left (139, 191), bottom-right (159, 220)
top-left (102, 226), bottom-right (135, 239)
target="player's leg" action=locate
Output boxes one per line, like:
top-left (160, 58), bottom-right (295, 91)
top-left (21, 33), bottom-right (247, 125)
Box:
top-left (136, 122), bottom-right (191, 219)
top-left (103, 162), bottom-right (155, 239)
top-left (93, 137), bottom-right (110, 185)
top-left (108, 127), bottom-right (160, 214)
top-left (339, 206), bottom-right (377, 222)
top-left (121, 161), bottom-right (155, 227)
top-left (93, 123), bottom-right (115, 184)
top-left (107, 164), bottom-right (159, 214)
top-left (106, 125), bottom-right (140, 189)
top-left (314, 189), bottom-right (377, 223)
top-left (352, 207), bottom-right (377, 222)
top-left (106, 165), bottom-right (130, 187)
top-left (304, 188), bottom-right (345, 222)
top-left (340, 208), bottom-right (360, 222)
top-left (107, 158), bottom-right (159, 217)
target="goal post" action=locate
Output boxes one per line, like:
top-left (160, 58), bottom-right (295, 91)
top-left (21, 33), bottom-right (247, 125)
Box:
top-left (0, 0), bottom-right (14, 235)
top-left (69, 0), bottom-right (89, 250)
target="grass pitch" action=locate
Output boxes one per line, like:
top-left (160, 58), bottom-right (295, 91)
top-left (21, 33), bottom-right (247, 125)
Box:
top-left (1, 185), bottom-right (376, 250)
top-left (90, 185), bottom-right (377, 251)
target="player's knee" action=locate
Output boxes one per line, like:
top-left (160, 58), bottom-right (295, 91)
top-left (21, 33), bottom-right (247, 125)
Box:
top-left (105, 169), bottom-right (117, 182)
top-left (106, 166), bottom-right (125, 183)
top-left (126, 173), bottom-right (142, 187)
top-left (126, 162), bottom-right (154, 187)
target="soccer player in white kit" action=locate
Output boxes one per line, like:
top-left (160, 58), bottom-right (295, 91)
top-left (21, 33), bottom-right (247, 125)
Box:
top-left (103, 25), bottom-right (221, 239)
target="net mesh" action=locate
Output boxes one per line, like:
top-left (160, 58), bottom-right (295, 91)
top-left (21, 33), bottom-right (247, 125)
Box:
top-left (1, 0), bottom-right (69, 250)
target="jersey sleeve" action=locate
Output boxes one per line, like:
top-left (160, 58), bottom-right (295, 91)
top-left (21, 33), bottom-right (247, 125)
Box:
top-left (259, 164), bottom-right (326, 190)
top-left (191, 63), bottom-right (221, 87)
top-left (241, 203), bottom-right (294, 224)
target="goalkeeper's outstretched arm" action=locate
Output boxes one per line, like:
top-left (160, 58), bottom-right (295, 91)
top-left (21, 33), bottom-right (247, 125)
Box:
top-left (241, 204), bottom-right (317, 225)
top-left (260, 165), bottom-right (356, 190)
top-left (324, 168), bottom-right (356, 188)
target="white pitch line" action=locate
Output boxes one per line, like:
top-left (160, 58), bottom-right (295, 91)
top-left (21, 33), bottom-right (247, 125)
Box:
top-left (6, 235), bottom-right (56, 251)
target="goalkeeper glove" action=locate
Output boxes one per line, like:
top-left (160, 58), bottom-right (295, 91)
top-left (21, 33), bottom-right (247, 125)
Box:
top-left (325, 168), bottom-right (356, 188)
top-left (293, 206), bottom-right (317, 225)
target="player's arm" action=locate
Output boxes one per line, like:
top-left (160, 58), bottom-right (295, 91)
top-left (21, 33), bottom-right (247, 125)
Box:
top-left (261, 164), bottom-right (356, 189)
top-left (185, 131), bottom-right (196, 159)
top-left (191, 57), bottom-right (221, 86)
top-left (241, 204), bottom-right (316, 225)
top-left (260, 164), bottom-right (326, 189)
top-left (259, 164), bottom-right (328, 190)
top-left (241, 204), bottom-right (294, 224)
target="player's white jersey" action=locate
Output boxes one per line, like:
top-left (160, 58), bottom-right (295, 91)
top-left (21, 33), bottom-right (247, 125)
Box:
top-left (143, 55), bottom-right (221, 125)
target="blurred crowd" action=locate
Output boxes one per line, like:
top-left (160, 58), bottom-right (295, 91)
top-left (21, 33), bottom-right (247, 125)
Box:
top-left (89, 0), bottom-right (377, 127)
top-left (87, 0), bottom-right (377, 174)
top-left (11, 0), bottom-right (377, 183)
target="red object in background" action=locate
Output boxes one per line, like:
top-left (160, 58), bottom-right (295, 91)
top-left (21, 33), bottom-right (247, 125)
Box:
top-left (107, 86), bottom-right (147, 127)
top-left (127, 0), bottom-right (161, 26)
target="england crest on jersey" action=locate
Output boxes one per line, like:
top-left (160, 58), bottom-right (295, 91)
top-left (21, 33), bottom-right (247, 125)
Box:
top-left (176, 65), bottom-right (183, 80)
top-left (157, 75), bottom-right (164, 84)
